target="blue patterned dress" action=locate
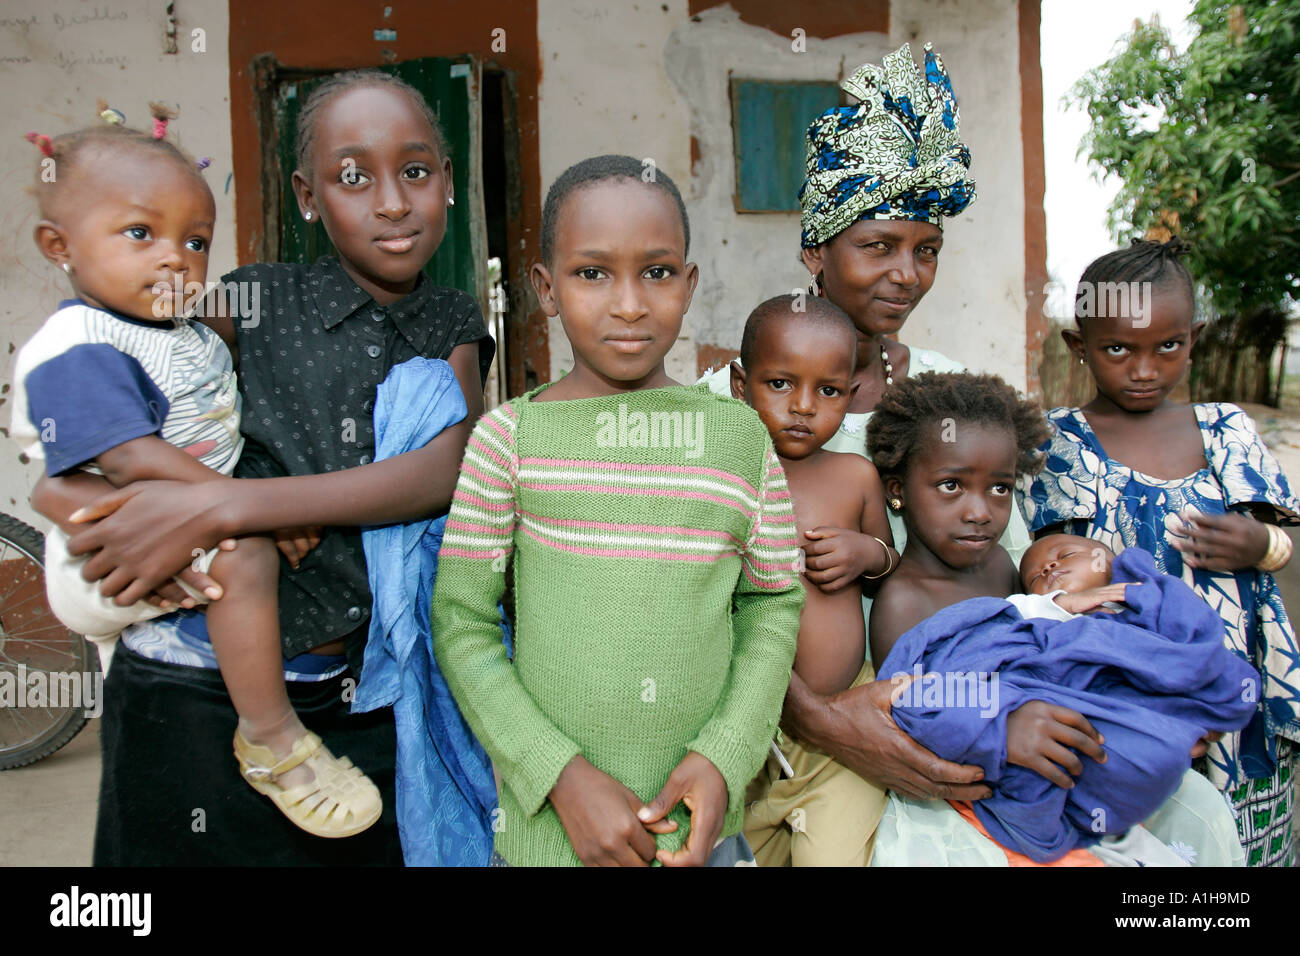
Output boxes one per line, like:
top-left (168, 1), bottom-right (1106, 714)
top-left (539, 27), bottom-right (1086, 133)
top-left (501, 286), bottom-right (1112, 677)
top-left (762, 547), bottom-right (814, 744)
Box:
top-left (1019, 404), bottom-right (1300, 866)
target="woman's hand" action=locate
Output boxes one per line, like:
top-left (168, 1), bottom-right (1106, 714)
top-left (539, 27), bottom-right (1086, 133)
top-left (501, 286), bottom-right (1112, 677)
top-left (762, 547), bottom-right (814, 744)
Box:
top-left (803, 528), bottom-right (880, 592)
top-left (1005, 700), bottom-right (1106, 788)
top-left (783, 671), bottom-right (991, 801)
top-left (1169, 508), bottom-right (1270, 572)
top-left (65, 479), bottom-right (237, 606)
top-left (638, 752), bottom-right (728, 867)
top-left (548, 755), bottom-right (676, 867)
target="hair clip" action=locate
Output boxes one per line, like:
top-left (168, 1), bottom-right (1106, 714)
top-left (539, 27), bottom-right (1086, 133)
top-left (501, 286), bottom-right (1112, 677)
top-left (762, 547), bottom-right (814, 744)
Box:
top-left (97, 99), bottom-right (125, 126)
top-left (25, 131), bottom-right (54, 158)
top-left (148, 102), bottom-right (177, 141)
top-left (196, 157), bottom-right (211, 170)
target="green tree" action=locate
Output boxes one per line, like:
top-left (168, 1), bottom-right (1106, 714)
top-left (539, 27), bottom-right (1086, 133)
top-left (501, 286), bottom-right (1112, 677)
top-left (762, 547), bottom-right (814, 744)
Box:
top-left (1069, 0), bottom-right (1299, 404)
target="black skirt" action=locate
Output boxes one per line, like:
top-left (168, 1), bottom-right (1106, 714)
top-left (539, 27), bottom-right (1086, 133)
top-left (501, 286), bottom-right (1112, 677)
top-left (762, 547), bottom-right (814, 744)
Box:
top-left (93, 645), bottom-right (402, 866)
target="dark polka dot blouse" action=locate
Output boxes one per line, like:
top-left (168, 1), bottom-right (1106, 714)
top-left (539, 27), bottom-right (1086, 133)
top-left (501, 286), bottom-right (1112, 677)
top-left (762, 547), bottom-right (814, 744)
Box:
top-left (224, 256), bottom-right (493, 658)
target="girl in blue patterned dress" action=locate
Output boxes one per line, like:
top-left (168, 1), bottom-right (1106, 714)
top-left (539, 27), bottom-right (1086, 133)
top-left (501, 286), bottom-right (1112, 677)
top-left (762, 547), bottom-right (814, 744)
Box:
top-left (1020, 240), bottom-right (1300, 866)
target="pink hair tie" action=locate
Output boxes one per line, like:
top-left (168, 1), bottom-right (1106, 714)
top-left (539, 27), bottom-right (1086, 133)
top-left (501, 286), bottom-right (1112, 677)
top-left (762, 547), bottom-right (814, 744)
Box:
top-left (153, 116), bottom-right (168, 139)
top-left (25, 131), bottom-right (54, 157)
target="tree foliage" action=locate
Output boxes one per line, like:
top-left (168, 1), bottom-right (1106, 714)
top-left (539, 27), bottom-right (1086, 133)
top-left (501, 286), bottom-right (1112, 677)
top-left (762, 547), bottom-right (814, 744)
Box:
top-left (1069, 0), bottom-right (1298, 368)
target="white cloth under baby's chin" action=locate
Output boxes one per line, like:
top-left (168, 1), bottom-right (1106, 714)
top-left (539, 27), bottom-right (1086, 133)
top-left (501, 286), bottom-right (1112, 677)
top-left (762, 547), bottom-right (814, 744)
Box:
top-left (1006, 590), bottom-right (1128, 622)
top-left (1006, 589), bottom-right (1075, 622)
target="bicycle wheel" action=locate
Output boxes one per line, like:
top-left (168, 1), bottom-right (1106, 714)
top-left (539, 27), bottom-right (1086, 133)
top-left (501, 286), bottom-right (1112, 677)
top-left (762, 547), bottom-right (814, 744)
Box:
top-left (0, 513), bottom-right (98, 769)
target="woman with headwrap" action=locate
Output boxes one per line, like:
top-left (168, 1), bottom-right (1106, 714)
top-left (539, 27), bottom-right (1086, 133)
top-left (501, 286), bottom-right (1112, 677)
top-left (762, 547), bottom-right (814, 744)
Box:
top-left (705, 43), bottom-right (1022, 810)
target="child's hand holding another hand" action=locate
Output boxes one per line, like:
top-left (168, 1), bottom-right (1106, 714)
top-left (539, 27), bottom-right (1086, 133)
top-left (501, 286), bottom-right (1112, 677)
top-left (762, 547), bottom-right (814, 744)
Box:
top-left (803, 527), bottom-right (887, 592)
top-left (549, 755), bottom-right (677, 866)
top-left (637, 751), bottom-right (728, 867)
top-left (274, 525), bottom-right (323, 569)
top-left (1006, 701), bottom-right (1107, 789)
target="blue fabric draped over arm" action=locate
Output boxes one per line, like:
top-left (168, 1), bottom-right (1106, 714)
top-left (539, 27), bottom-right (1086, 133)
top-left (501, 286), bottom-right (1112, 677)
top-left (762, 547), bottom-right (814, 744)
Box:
top-left (353, 357), bottom-right (504, 866)
top-left (880, 548), bottom-right (1259, 862)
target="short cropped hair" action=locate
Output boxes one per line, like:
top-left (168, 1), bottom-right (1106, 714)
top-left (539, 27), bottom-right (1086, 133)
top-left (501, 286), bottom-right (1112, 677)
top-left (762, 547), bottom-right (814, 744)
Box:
top-left (540, 154), bottom-right (690, 266)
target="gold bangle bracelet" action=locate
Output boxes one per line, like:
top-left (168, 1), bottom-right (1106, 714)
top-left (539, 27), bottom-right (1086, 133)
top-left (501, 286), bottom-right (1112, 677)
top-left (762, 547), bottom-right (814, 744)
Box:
top-left (862, 536), bottom-right (895, 580)
top-left (1258, 524), bottom-right (1293, 572)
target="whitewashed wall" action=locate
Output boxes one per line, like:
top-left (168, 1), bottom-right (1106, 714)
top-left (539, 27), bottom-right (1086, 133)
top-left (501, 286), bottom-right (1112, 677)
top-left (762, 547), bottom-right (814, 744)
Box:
top-left (0, 0), bottom-right (235, 524)
top-left (535, 0), bottom-right (696, 385)
top-left (889, 0), bottom-right (1028, 387)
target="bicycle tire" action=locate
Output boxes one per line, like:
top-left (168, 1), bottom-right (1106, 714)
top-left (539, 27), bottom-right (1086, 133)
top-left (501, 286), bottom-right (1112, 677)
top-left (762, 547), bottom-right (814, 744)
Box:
top-left (0, 513), bottom-right (98, 770)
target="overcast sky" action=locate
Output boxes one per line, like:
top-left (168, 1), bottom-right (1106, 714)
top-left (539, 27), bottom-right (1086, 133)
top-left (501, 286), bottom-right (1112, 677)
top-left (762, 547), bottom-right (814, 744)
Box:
top-left (1041, 0), bottom-right (1196, 319)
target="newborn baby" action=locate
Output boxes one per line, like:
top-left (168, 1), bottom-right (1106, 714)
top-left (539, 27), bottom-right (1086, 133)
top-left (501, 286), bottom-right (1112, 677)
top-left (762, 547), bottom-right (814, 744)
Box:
top-left (1014, 534), bottom-right (1136, 618)
top-left (880, 534), bottom-right (1257, 863)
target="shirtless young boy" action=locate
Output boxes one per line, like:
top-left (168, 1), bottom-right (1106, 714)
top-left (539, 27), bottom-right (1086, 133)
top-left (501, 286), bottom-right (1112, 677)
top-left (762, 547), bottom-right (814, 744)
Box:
top-left (730, 294), bottom-right (898, 866)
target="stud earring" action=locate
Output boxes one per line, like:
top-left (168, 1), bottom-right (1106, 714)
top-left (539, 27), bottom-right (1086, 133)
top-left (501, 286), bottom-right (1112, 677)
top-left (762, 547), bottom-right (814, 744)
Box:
top-left (447, 195), bottom-right (455, 206)
top-left (61, 262), bottom-right (72, 275)
top-left (888, 496), bottom-right (902, 512)
top-left (304, 211), bottom-right (312, 221)
top-left (1078, 357), bottom-right (1085, 365)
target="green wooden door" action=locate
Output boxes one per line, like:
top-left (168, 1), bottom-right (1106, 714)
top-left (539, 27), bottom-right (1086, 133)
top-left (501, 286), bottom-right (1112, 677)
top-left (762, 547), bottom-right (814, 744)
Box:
top-left (271, 56), bottom-right (487, 311)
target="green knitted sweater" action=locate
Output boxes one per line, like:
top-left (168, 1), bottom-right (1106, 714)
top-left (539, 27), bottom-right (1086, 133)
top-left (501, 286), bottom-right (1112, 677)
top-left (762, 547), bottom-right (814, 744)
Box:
top-left (432, 383), bottom-right (803, 866)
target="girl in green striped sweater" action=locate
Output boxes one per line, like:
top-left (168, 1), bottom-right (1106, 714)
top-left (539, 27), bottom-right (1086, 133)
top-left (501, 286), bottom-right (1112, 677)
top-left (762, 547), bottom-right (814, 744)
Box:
top-left (433, 156), bottom-right (805, 866)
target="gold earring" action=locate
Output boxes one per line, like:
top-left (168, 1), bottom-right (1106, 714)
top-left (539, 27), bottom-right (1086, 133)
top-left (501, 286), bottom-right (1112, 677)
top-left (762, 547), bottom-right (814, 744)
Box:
top-left (888, 496), bottom-right (902, 511)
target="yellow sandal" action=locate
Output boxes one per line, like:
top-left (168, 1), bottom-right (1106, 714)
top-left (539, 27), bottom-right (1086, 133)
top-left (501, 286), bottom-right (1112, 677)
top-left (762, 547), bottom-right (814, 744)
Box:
top-left (233, 729), bottom-right (382, 839)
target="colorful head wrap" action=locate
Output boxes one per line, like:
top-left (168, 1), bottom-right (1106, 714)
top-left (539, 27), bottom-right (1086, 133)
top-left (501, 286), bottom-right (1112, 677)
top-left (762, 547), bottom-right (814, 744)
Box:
top-left (799, 42), bottom-right (976, 248)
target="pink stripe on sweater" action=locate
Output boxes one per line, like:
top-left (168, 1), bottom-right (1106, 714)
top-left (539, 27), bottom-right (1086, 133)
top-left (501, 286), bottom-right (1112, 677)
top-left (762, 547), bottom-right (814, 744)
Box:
top-left (446, 519), bottom-right (513, 535)
top-left (518, 510), bottom-right (743, 543)
top-left (461, 463), bottom-right (511, 490)
top-left (741, 565), bottom-right (796, 590)
top-left (522, 458), bottom-right (758, 497)
top-left (747, 558), bottom-right (799, 573)
top-left (453, 491), bottom-right (514, 511)
top-left (440, 547), bottom-right (509, 560)
top-left (483, 411), bottom-right (515, 440)
top-left (520, 525), bottom-right (728, 562)
top-left (467, 435), bottom-right (509, 469)
top-left (520, 482), bottom-right (756, 517)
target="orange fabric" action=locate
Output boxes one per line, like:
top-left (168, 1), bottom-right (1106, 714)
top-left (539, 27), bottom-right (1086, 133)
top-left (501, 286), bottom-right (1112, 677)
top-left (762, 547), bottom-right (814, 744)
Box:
top-left (948, 801), bottom-right (1105, 867)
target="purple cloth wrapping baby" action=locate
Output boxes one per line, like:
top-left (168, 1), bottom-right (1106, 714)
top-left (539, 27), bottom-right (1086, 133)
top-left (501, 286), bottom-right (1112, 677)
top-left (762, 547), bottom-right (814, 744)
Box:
top-left (880, 547), bottom-right (1259, 862)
